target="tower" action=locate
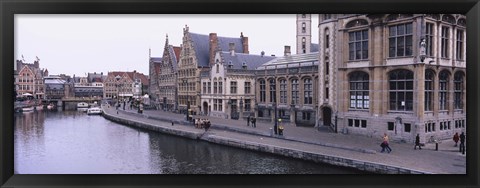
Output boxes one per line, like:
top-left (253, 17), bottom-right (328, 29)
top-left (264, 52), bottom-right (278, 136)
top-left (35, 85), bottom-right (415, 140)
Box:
top-left (296, 14), bottom-right (312, 54)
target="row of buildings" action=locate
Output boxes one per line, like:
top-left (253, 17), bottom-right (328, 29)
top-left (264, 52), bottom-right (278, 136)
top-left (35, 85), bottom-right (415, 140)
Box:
top-left (14, 58), bottom-right (149, 102)
top-left (149, 14), bottom-right (467, 143)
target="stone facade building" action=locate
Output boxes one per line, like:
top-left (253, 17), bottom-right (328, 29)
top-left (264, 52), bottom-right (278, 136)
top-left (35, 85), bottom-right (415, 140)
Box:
top-left (16, 57), bottom-right (47, 99)
top-left (103, 71), bottom-right (148, 100)
top-left (202, 44), bottom-right (275, 119)
top-left (177, 25), bottom-right (249, 115)
top-left (150, 35), bottom-right (181, 111)
top-left (255, 47), bottom-right (319, 127)
top-left (317, 14), bottom-right (467, 143)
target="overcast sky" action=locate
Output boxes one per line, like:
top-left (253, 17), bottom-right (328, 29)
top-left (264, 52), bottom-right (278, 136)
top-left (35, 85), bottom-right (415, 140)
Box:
top-left (15, 14), bottom-right (319, 77)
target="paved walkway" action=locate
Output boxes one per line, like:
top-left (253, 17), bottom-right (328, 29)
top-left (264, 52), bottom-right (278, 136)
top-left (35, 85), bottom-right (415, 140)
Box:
top-left (104, 105), bottom-right (466, 174)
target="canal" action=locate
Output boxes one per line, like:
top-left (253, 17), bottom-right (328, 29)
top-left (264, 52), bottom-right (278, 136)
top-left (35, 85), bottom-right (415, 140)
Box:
top-left (14, 110), bottom-right (363, 174)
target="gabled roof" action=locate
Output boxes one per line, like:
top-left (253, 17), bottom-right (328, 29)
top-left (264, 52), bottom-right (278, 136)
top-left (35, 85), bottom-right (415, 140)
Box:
top-left (257, 52), bottom-right (319, 70)
top-left (168, 45), bottom-right (180, 72)
top-left (150, 57), bottom-right (163, 63)
top-left (189, 32), bottom-right (244, 67)
top-left (220, 52), bottom-right (275, 70)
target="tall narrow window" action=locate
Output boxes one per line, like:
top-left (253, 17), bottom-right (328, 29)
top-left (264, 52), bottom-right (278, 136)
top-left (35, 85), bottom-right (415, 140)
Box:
top-left (269, 79), bottom-right (276, 103)
top-left (245, 82), bottom-right (251, 94)
top-left (439, 71), bottom-right (449, 110)
top-left (302, 22), bottom-right (306, 33)
top-left (389, 69), bottom-right (414, 111)
top-left (216, 64), bottom-right (219, 73)
top-left (214, 81), bottom-right (217, 94)
top-left (291, 79), bottom-right (299, 104)
top-left (304, 78), bottom-right (312, 104)
top-left (207, 82), bottom-right (211, 94)
top-left (426, 23), bottom-right (434, 56)
top-left (456, 29), bottom-right (464, 60)
top-left (203, 82), bottom-right (206, 94)
top-left (349, 72), bottom-right (369, 109)
top-left (218, 99), bottom-right (223, 111)
top-left (441, 26), bottom-right (450, 58)
top-left (213, 99), bottom-right (218, 111)
top-left (349, 30), bottom-right (368, 60)
top-left (279, 79), bottom-right (287, 104)
top-left (302, 37), bottom-right (306, 52)
top-left (230, 81), bottom-right (237, 94)
top-left (260, 80), bottom-right (266, 102)
top-left (245, 99), bottom-right (251, 112)
top-left (389, 23), bottom-right (413, 57)
top-left (218, 80), bottom-right (223, 94)
top-left (325, 28), bottom-right (330, 49)
top-left (454, 72), bottom-right (464, 109)
top-left (425, 70), bottom-right (434, 111)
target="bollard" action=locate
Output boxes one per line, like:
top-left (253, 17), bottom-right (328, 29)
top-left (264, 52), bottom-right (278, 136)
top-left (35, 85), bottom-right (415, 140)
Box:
top-left (435, 142), bottom-right (438, 151)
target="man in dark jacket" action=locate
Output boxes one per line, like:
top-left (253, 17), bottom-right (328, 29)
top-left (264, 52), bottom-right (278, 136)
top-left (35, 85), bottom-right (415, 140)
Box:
top-left (414, 134), bottom-right (422, 150)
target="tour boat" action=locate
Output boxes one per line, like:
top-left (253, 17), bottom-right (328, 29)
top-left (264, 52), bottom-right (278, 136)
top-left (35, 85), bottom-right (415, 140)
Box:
top-left (34, 104), bottom-right (44, 111)
top-left (87, 107), bottom-right (103, 115)
top-left (77, 102), bottom-right (89, 109)
top-left (22, 106), bottom-right (34, 113)
top-left (47, 103), bottom-right (55, 110)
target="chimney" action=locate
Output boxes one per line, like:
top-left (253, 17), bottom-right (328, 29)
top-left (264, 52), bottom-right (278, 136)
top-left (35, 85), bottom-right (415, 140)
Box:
top-left (261, 51), bottom-right (265, 57)
top-left (229, 43), bottom-right (235, 56)
top-left (284, 46), bottom-right (291, 56)
top-left (209, 33), bottom-right (218, 66)
top-left (241, 32), bottom-right (249, 54)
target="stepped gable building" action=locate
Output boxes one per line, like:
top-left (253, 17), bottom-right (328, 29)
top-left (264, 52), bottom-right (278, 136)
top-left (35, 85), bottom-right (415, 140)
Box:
top-left (177, 25), bottom-right (249, 115)
top-left (16, 56), bottom-right (47, 99)
top-left (202, 43), bottom-right (275, 119)
top-left (151, 35), bottom-right (181, 111)
top-left (104, 70), bottom-right (149, 99)
top-left (255, 46), bottom-right (319, 127)
top-left (317, 14), bottom-right (466, 143)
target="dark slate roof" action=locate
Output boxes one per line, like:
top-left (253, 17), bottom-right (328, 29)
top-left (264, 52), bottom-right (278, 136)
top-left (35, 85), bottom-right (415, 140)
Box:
top-left (220, 52), bottom-right (276, 70)
top-left (87, 73), bottom-right (105, 82)
top-left (168, 46), bottom-right (178, 72)
top-left (189, 32), bottom-right (244, 67)
top-left (311, 43), bottom-right (319, 53)
top-left (257, 52), bottom-right (319, 70)
top-left (150, 57), bottom-right (163, 63)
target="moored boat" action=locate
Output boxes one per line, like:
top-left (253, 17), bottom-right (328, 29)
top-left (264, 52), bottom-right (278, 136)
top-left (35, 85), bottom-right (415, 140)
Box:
top-left (35, 104), bottom-right (44, 111)
top-left (22, 106), bottom-right (34, 113)
top-left (47, 103), bottom-right (55, 110)
top-left (77, 102), bottom-right (89, 108)
top-left (87, 107), bottom-right (102, 115)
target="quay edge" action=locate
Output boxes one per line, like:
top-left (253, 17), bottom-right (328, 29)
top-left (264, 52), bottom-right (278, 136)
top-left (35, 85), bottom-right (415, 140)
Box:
top-left (101, 108), bottom-right (431, 174)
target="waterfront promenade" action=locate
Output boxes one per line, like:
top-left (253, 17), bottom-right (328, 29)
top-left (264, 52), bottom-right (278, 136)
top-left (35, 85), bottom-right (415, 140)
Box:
top-left (102, 105), bottom-right (466, 174)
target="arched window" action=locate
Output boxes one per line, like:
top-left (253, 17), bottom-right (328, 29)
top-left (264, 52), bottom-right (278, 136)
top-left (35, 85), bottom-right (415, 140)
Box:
top-left (454, 71), bottom-right (464, 109)
top-left (304, 78), bottom-right (312, 104)
top-left (325, 28), bottom-right (330, 49)
top-left (218, 77), bottom-right (223, 94)
top-left (213, 78), bottom-right (218, 94)
top-left (269, 79), bottom-right (276, 103)
top-left (260, 80), bottom-right (266, 102)
top-left (389, 69), bottom-right (414, 111)
top-left (216, 63), bottom-right (219, 73)
top-left (349, 71), bottom-right (369, 109)
top-left (291, 79), bottom-right (299, 104)
top-left (279, 79), bottom-right (287, 104)
top-left (302, 22), bottom-right (306, 33)
top-left (425, 70), bottom-right (434, 111)
top-left (439, 70), bottom-right (449, 110)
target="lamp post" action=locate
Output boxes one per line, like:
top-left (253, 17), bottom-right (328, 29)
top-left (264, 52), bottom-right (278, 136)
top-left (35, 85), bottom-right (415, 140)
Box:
top-left (227, 97), bottom-right (232, 119)
top-left (183, 79), bottom-right (189, 121)
top-left (335, 111), bottom-right (338, 133)
top-left (290, 99), bottom-right (296, 126)
top-left (239, 97), bottom-right (244, 120)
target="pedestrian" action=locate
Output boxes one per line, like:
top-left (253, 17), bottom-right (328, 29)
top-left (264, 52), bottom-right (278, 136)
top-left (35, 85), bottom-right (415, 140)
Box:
top-left (123, 101), bottom-right (126, 110)
top-left (279, 125), bottom-right (284, 136)
top-left (247, 116), bottom-right (250, 126)
top-left (453, 132), bottom-right (459, 147)
top-left (273, 122), bottom-right (278, 135)
top-left (252, 117), bottom-right (256, 128)
top-left (414, 133), bottom-right (422, 150)
top-left (381, 133), bottom-right (392, 153)
top-left (171, 120), bottom-right (174, 126)
top-left (459, 132), bottom-right (466, 154)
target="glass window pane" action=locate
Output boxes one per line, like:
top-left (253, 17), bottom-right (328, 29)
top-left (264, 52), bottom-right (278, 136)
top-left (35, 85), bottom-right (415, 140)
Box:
top-left (390, 81), bottom-right (397, 90)
top-left (397, 37), bottom-right (404, 56)
top-left (406, 23), bottom-right (413, 34)
top-left (405, 36), bottom-right (412, 56)
top-left (362, 41), bottom-right (368, 59)
top-left (356, 42), bottom-right (361, 59)
top-left (362, 30), bottom-right (368, 40)
top-left (389, 26), bottom-right (396, 36)
top-left (349, 32), bottom-right (354, 41)
top-left (355, 31), bottom-right (361, 41)
top-left (398, 24), bottom-right (405, 35)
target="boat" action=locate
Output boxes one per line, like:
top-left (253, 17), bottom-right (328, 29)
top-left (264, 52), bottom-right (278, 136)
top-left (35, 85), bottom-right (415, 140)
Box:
top-left (47, 103), bottom-right (55, 110)
top-left (87, 107), bottom-right (103, 115)
top-left (77, 102), bottom-right (89, 108)
top-left (22, 106), bottom-right (34, 113)
top-left (34, 104), bottom-right (44, 111)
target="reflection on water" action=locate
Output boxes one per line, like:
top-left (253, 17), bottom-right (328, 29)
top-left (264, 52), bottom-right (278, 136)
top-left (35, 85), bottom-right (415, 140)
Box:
top-left (14, 110), bottom-right (362, 174)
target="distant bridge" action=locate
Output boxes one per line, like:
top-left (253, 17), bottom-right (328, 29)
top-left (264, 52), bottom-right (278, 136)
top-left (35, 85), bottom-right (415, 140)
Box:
top-left (42, 97), bottom-right (103, 110)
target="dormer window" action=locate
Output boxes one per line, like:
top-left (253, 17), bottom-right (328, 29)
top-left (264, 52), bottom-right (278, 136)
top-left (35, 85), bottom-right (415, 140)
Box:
top-left (242, 62), bottom-right (247, 70)
top-left (228, 61), bottom-right (233, 69)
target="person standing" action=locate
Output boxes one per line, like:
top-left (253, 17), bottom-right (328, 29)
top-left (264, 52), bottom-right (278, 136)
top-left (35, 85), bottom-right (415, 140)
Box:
top-left (453, 132), bottom-right (460, 147)
top-left (247, 116), bottom-right (250, 126)
top-left (459, 132), bottom-right (466, 154)
top-left (252, 117), bottom-right (256, 128)
top-left (414, 134), bottom-right (422, 150)
top-left (382, 133), bottom-right (392, 153)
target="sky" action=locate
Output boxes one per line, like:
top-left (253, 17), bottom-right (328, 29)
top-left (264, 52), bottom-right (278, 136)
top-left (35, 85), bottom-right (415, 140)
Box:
top-left (15, 14), bottom-right (319, 77)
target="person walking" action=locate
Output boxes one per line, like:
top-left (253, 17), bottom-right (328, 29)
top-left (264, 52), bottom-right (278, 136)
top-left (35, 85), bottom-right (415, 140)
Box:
top-left (459, 132), bottom-right (466, 154)
top-left (251, 117), bottom-right (256, 128)
top-left (273, 121), bottom-right (278, 135)
top-left (247, 116), bottom-right (250, 126)
top-left (382, 133), bottom-right (392, 153)
top-left (414, 133), bottom-right (422, 150)
top-left (453, 132), bottom-right (460, 147)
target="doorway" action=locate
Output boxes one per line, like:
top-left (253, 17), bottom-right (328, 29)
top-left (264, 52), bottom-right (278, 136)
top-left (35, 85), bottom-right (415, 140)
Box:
top-left (322, 107), bottom-right (332, 126)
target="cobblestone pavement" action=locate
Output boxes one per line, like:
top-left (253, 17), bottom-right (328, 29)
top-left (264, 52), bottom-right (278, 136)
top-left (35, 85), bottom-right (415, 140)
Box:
top-left (104, 105), bottom-right (466, 174)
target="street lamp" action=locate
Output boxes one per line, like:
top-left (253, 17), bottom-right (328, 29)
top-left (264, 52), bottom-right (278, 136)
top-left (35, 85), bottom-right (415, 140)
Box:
top-left (239, 97), bottom-right (243, 119)
top-left (228, 97), bottom-right (232, 119)
top-left (290, 99), bottom-right (295, 126)
top-left (335, 111), bottom-right (338, 133)
top-left (183, 79), bottom-right (190, 121)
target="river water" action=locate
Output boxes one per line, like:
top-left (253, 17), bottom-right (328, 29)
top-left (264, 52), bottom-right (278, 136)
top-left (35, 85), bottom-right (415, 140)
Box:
top-left (14, 110), bottom-right (363, 174)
